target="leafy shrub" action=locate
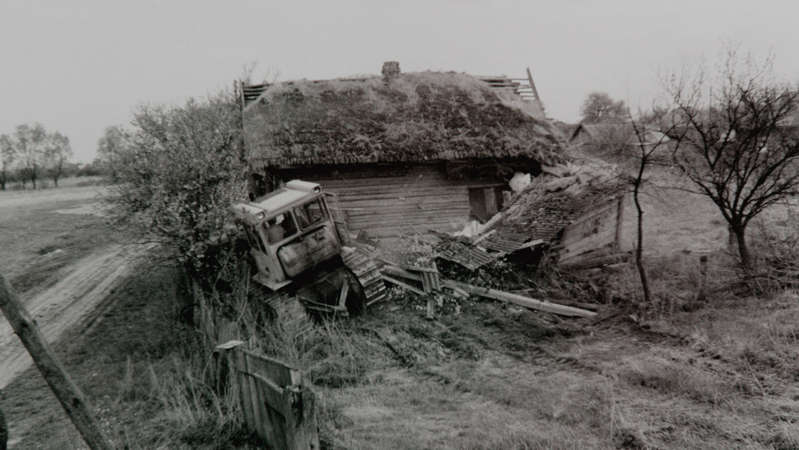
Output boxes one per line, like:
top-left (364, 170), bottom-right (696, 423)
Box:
top-left (107, 91), bottom-right (247, 294)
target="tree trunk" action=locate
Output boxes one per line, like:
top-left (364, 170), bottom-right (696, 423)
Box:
top-left (633, 181), bottom-right (652, 305)
top-left (733, 225), bottom-right (752, 272)
top-left (0, 403), bottom-right (7, 450)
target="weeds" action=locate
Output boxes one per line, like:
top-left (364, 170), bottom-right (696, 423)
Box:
top-left (619, 357), bottom-right (729, 405)
top-left (146, 355), bottom-right (243, 446)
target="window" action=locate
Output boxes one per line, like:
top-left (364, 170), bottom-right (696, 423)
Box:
top-left (263, 213), bottom-right (298, 244)
top-left (294, 199), bottom-right (326, 229)
top-left (246, 225), bottom-right (266, 252)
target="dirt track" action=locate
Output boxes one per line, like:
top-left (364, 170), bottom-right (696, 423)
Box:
top-left (0, 243), bottom-right (154, 389)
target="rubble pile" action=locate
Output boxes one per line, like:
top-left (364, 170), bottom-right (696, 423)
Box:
top-left (497, 161), bottom-right (625, 242)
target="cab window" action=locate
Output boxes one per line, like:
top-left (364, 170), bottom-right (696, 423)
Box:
top-left (262, 213), bottom-right (298, 244)
top-left (245, 225), bottom-right (266, 252)
top-left (294, 199), bottom-right (326, 229)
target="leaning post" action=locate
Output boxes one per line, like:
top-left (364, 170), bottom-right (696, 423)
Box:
top-left (0, 274), bottom-right (113, 450)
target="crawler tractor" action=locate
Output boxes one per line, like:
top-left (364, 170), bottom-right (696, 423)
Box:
top-left (232, 180), bottom-right (386, 316)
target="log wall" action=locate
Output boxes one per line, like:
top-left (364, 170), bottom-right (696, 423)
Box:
top-left (276, 165), bottom-right (504, 240)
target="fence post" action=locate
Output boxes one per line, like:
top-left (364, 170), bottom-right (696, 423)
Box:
top-left (0, 274), bottom-right (112, 450)
top-left (696, 255), bottom-right (709, 303)
top-left (213, 340), bottom-right (244, 395)
top-left (285, 370), bottom-right (320, 450)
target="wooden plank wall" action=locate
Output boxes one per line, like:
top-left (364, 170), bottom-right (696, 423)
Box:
top-left (558, 194), bottom-right (626, 264)
top-left (219, 344), bottom-right (319, 449)
top-left (295, 166), bottom-right (476, 239)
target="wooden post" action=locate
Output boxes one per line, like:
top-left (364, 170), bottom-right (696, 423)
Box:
top-left (0, 274), bottom-right (112, 450)
top-left (696, 255), bottom-right (708, 303)
top-left (614, 194), bottom-right (625, 252)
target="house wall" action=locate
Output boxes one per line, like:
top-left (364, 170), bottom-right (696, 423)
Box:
top-left (269, 164), bottom-right (507, 240)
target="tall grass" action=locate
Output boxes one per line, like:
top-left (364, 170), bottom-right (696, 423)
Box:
top-left (146, 355), bottom-right (244, 447)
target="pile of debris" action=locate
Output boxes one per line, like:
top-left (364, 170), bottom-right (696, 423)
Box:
top-left (434, 160), bottom-right (628, 272)
top-left (372, 159), bottom-right (630, 321)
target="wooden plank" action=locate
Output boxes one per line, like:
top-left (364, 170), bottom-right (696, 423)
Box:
top-left (347, 216), bottom-right (470, 228)
top-left (348, 219), bottom-right (467, 230)
top-left (336, 195), bottom-right (464, 203)
top-left (382, 265), bottom-right (595, 318)
top-left (259, 380), bottom-right (286, 449)
top-left (339, 198), bottom-right (470, 208)
top-left (443, 280), bottom-right (597, 318)
top-left (249, 372), bottom-right (291, 418)
top-left (559, 252), bottom-right (630, 271)
top-left (382, 265), bottom-right (423, 282)
top-left (344, 205), bottom-right (470, 216)
top-left (234, 350), bottom-right (256, 433)
top-left (381, 274), bottom-right (425, 295)
top-left (559, 196), bottom-right (622, 261)
top-left (242, 351), bottom-right (267, 440)
top-left (241, 348), bottom-right (296, 386)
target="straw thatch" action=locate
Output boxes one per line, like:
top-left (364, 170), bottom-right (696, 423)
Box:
top-left (243, 71), bottom-right (565, 168)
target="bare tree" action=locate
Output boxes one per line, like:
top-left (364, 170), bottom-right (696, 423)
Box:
top-left (44, 131), bottom-right (72, 187)
top-left (580, 92), bottom-right (629, 124)
top-left (667, 50), bottom-right (799, 271)
top-left (627, 111), bottom-right (683, 305)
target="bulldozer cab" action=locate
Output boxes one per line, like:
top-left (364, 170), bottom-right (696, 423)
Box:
top-left (232, 180), bottom-right (343, 291)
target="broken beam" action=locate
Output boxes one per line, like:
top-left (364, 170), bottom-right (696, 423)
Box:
top-left (443, 280), bottom-right (596, 318)
top-left (380, 274), bottom-right (425, 296)
top-left (381, 265), bottom-right (596, 318)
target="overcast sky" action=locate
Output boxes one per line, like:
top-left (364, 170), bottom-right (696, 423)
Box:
top-left (2, 0), bottom-right (798, 162)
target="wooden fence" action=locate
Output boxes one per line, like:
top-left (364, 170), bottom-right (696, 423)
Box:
top-left (215, 341), bottom-right (319, 450)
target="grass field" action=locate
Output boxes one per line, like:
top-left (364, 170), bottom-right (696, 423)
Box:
top-left (1, 175), bottom-right (798, 449)
top-left (0, 184), bottom-right (112, 293)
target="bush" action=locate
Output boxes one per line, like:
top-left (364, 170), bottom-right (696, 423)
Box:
top-left (749, 208), bottom-right (799, 292)
top-left (107, 91), bottom-right (247, 294)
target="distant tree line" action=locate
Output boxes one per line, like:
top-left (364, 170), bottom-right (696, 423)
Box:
top-left (0, 123), bottom-right (74, 190)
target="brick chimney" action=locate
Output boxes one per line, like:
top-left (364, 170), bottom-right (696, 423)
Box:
top-left (382, 61), bottom-right (400, 81)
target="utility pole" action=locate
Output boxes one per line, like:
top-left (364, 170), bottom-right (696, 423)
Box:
top-left (0, 274), bottom-right (112, 450)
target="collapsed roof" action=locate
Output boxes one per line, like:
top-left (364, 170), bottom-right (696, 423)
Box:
top-left (434, 161), bottom-right (626, 270)
top-left (242, 71), bottom-right (565, 168)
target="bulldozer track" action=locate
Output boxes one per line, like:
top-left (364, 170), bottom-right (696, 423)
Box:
top-left (342, 248), bottom-right (386, 307)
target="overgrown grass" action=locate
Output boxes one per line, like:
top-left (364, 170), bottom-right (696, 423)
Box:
top-left (6, 229), bottom-right (799, 449)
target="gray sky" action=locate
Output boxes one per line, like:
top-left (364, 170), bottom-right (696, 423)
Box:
top-left (2, 0), bottom-right (798, 162)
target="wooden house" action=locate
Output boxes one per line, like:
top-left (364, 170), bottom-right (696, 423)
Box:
top-left (240, 66), bottom-right (564, 242)
top-left (569, 122), bottom-right (671, 161)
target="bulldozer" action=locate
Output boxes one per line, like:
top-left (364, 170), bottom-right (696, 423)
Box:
top-left (231, 180), bottom-right (386, 316)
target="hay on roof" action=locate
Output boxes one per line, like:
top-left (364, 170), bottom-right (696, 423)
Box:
top-left (243, 71), bottom-right (564, 168)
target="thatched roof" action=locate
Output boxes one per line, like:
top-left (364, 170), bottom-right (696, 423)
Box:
top-left (243, 71), bottom-right (565, 168)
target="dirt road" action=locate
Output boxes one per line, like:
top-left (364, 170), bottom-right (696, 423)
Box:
top-left (0, 243), bottom-right (154, 389)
